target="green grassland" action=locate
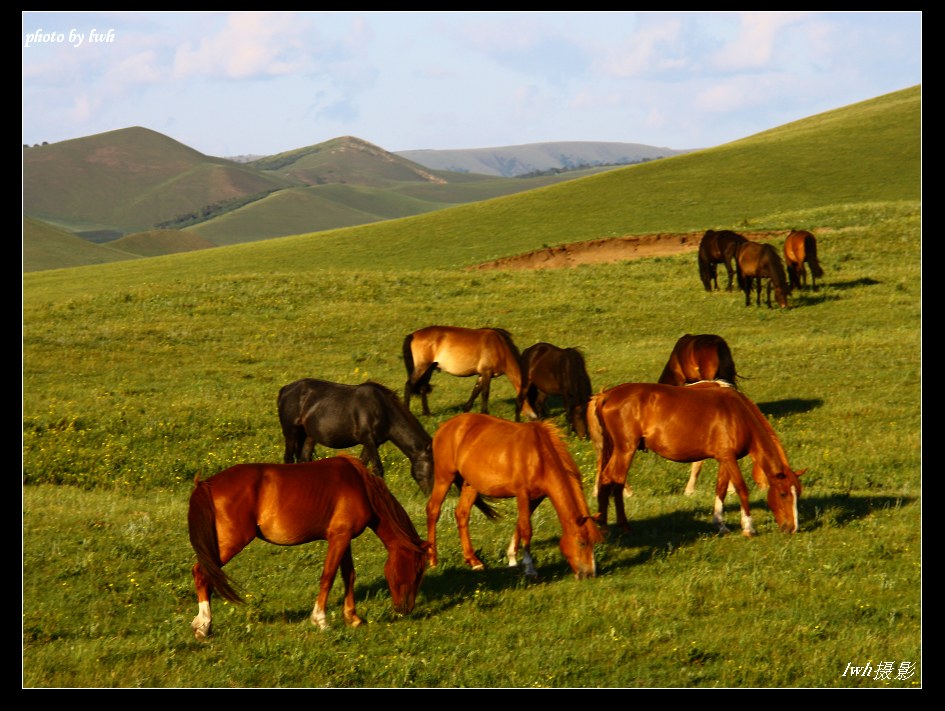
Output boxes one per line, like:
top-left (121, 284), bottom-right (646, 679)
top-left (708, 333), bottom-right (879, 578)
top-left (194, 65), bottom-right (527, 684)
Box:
top-left (22, 86), bottom-right (921, 688)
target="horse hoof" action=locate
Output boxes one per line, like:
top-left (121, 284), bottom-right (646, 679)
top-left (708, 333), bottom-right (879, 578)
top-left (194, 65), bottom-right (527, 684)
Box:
top-left (471, 563), bottom-right (485, 571)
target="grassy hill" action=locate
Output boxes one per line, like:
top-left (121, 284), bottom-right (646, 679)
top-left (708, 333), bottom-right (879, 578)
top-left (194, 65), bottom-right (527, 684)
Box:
top-left (22, 85), bottom-right (919, 290)
top-left (22, 127), bottom-right (293, 235)
top-left (23, 131), bottom-right (630, 266)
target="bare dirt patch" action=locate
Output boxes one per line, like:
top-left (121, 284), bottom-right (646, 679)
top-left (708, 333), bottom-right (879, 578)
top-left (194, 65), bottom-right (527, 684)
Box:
top-left (469, 230), bottom-right (792, 271)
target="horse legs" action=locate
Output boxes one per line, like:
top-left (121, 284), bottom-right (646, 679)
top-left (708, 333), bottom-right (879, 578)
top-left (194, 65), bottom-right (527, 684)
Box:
top-left (685, 460), bottom-right (735, 496)
top-left (597, 445), bottom-right (635, 531)
top-left (190, 562), bottom-right (213, 640)
top-left (311, 537), bottom-right (360, 629)
top-left (300, 436), bottom-right (316, 462)
top-left (424, 474), bottom-right (455, 568)
top-left (358, 441), bottom-right (384, 478)
top-left (463, 373), bottom-right (491, 414)
top-left (713, 458), bottom-right (756, 537)
top-left (724, 261), bottom-right (737, 291)
top-left (455, 481), bottom-right (486, 569)
top-left (684, 460), bottom-right (704, 496)
top-left (283, 426), bottom-right (307, 463)
top-left (507, 497), bottom-right (542, 577)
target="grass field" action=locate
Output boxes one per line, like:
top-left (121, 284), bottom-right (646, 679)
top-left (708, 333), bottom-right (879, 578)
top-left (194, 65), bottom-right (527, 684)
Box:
top-left (22, 87), bottom-right (921, 688)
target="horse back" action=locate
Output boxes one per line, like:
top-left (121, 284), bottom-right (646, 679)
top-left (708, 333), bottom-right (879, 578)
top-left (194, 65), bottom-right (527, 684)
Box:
top-left (599, 382), bottom-right (750, 462)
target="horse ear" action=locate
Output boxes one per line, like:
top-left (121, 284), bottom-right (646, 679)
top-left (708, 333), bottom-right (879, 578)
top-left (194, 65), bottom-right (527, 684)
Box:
top-left (795, 468), bottom-right (808, 478)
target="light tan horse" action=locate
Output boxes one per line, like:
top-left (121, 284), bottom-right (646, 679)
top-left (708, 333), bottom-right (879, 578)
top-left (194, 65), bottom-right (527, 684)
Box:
top-left (403, 325), bottom-right (538, 420)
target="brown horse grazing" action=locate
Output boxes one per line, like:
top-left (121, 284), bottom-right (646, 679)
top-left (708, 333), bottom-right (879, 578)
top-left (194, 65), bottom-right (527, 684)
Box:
top-left (188, 456), bottom-right (430, 639)
top-left (698, 229), bottom-right (748, 291)
top-left (518, 342), bottom-right (593, 439)
top-left (593, 382), bottom-right (804, 537)
top-left (735, 241), bottom-right (791, 308)
top-left (657, 333), bottom-right (740, 495)
top-left (783, 229), bottom-right (824, 291)
top-left (426, 413), bottom-right (602, 579)
top-left (403, 326), bottom-right (538, 420)
top-left (278, 378), bottom-right (434, 495)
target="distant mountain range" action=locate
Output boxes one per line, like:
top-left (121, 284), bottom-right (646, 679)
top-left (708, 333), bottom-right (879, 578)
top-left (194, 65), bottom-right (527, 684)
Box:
top-left (396, 141), bottom-right (691, 177)
top-left (23, 128), bottom-right (688, 270)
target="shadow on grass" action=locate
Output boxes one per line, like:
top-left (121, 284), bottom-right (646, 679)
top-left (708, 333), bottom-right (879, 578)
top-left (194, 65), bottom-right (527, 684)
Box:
top-left (251, 489), bottom-right (915, 628)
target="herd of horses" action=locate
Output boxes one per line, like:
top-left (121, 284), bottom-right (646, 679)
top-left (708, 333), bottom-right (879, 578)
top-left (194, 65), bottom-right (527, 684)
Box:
top-left (188, 229), bottom-right (821, 639)
top-left (698, 228), bottom-right (823, 308)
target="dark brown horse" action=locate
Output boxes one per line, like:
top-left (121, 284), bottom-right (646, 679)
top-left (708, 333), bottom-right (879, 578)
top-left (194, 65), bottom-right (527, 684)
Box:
top-left (188, 456), bottom-right (430, 638)
top-left (657, 333), bottom-right (740, 495)
top-left (403, 325), bottom-right (538, 420)
top-left (784, 229), bottom-right (824, 291)
top-left (698, 229), bottom-right (748, 291)
top-left (518, 342), bottom-right (593, 439)
top-left (278, 378), bottom-right (433, 495)
top-left (735, 241), bottom-right (791, 308)
top-left (426, 413), bottom-right (602, 579)
top-left (593, 381), bottom-right (804, 537)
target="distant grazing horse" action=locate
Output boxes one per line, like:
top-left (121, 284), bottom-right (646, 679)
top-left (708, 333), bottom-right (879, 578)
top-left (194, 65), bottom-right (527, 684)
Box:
top-left (658, 333), bottom-right (740, 495)
top-left (518, 342), bottom-right (593, 439)
top-left (783, 229), bottom-right (824, 291)
top-left (278, 378), bottom-right (433, 495)
top-left (698, 229), bottom-right (748, 291)
top-left (188, 456), bottom-right (430, 638)
top-left (426, 413), bottom-right (602, 579)
top-left (735, 241), bottom-right (791, 308)
top-left (403, 326), bottom-right (538, 420)
top-left (593, 382), bottom-right (804, 537)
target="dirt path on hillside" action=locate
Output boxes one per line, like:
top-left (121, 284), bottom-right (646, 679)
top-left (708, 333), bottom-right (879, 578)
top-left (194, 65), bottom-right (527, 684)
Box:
top-left (469, 230), bottom-right (792, 271)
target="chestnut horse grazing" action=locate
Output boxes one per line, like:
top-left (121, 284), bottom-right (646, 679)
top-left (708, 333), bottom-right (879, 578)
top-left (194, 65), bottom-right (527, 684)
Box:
top-left (594, 382), bottom-right (804, 537)
top-left (518, 342), bottom-right (593, 439)
top-left (426, 413), bottom-right (602, 579)
top-left (735, 241), bottom-right (791, 308)
top-left (657, 333), bottom-right (740, 495)
top-left (698, 229), bottom-right (748, 291)
top-left (783, 230), bottom-right (824, 291)
top-left (188, 456), bottom-right (429, 639)
top-left (403, 326), bottom-right (537, 420)
top-left (278, 378), bottom-right (434, 495)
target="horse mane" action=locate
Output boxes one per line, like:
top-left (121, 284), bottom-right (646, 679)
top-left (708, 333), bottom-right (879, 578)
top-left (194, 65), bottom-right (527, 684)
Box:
top-left (762, 244), bottom-right (791, 293)
top-left (563, 348), bottom-right (592, 402)
top-left (486, 327), bottom-right (523, 362)
top-left (345, 455), bottom-right (427, 553)
top-left (536, 421), bottom-right (604, 542)
top-left (729, 391), bottom-right (791, 471)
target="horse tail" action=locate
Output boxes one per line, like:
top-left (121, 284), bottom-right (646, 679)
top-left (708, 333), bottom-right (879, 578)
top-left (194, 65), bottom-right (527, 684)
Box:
top-left (805, 234), bottom-right (824, 278)
top-left (592, 391), bottom-right (615, 496)
top-left (713, 337), bottom-right (739, 389)
top-left (402, 333), bottom-right (416, 388)
top-left (188, 475), bottom-right (242, 604)
top-left (697, 246), bottom-right (712, 291)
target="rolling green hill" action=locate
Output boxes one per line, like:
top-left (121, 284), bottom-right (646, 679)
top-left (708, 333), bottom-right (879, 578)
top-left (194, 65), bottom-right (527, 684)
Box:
top-left (23, 130), bottom-right (631, 267)
top-left (23, 85), bottom-right (919, 296)
top-left (22, 127), bottom-right (294, 236)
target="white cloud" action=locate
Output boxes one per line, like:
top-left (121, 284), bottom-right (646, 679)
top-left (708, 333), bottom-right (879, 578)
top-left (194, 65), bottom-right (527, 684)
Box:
top-left (172, 12), bottom-right (310, 80)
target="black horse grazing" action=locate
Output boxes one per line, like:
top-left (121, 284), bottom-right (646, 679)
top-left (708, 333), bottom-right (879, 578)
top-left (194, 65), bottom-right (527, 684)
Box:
top-left (277, 379), bottom-right (433, 495)
top-left (517, 342), bottom-right (593, 439)
top-left (698, 229), bottom-right (748, 292)
top-left (735, 241), bottom-right (791, 309)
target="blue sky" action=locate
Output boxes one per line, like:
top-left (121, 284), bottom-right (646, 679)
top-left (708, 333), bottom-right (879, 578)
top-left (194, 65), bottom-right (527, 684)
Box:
top-left (22, 11), bottom-right (922, 158)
